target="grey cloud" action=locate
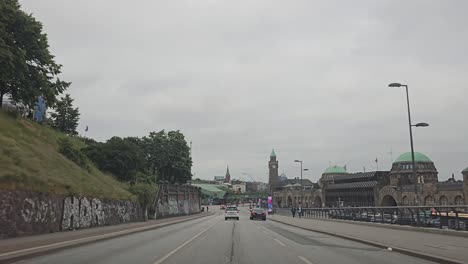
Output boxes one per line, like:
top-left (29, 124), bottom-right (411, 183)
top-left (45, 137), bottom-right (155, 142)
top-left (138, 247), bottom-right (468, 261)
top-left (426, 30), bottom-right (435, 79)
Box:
top-left (21, 0), bottom-right (468, 183)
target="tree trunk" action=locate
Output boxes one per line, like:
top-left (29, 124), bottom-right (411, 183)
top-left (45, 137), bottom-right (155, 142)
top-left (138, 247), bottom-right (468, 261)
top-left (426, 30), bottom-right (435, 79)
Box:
top-left (0, 92), bottom-right (4, 107)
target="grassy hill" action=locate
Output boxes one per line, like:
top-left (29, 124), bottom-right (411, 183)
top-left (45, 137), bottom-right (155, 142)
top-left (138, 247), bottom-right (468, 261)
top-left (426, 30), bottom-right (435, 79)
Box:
top-left (0, 111), bottom-right (134, 200)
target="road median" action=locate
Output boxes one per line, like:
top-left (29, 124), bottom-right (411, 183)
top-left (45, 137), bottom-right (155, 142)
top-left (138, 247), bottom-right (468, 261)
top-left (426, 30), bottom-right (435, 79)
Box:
top-left (0, 212), bottom-right (214, 264)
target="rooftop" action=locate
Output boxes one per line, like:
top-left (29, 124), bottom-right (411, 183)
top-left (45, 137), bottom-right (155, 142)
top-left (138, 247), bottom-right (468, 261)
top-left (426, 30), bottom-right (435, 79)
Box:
top-left (278, 178), bottom-right (314, 187)
top-left (192, 184), bottom-right (226, 198)
top-left (323, 165), bottom-right (347, 174)
top-left (270, 149), bottom-right (276, 158)
top-left (394, 152), bottom-right (432, 163)
top-left (334, 171), bottom-right (388, 182)
top-left (326, 181), bottom-right (378, 190)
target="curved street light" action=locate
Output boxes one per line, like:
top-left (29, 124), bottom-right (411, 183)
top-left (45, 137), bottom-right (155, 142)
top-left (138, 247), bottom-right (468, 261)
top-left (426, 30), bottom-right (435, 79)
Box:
top-left (388, 82), bottom-right (429, 205)
top-left (413, 122), bottom-right (429, 127)
top-left (294, 160), bottom-right (304, 206)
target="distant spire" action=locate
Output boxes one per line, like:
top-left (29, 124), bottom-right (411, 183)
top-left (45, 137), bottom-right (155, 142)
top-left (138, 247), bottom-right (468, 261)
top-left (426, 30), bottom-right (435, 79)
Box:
top-left (224, 165), bottom-right (231, 183)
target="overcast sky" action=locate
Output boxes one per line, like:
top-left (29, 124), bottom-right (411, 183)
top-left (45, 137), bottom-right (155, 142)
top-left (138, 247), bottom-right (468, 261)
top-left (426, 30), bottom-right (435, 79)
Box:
top-left (21, 0), bottom-right (468, 183)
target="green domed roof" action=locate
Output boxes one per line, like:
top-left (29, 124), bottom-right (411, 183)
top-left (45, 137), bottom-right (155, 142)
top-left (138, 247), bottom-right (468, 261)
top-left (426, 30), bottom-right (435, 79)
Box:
top-left (463, 167), bottom-right (468, 173)
top-left (393, 152), bottom-right (432, 163)
top-left (323, 165), bottom-right (347, 174)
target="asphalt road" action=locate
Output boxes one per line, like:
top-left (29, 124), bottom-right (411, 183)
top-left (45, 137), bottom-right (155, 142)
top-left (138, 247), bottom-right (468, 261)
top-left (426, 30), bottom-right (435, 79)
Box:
top-left (18, 207), bottom-right (436, 264)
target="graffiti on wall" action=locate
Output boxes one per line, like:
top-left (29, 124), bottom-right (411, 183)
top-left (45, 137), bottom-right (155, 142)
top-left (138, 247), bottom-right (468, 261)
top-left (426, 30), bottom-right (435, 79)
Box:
top-left (61, 196), bottom-right (103, 230)
top-left (155, 186), bottom-right (201, 218)
top-left (0, 190), bottom-right (142, 239)
top-left (61, 196), bottom-right (141, 230)
top-left (1, 186), bottom-right (200, 239)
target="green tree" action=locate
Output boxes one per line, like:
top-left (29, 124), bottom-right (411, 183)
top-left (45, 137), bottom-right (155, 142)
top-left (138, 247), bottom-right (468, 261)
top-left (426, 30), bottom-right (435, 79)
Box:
top-left (140, 130), bottom-right (192, 184)
top-left (129, 183), bottom-right (157, 220)
top-left (57, 137), bottom-right (89, 169)
top-left (83, 137), bottom-right (147, 183)
top-left (0, 0), bottom-right (69, 108)
top-left (50, 94), bottom-right (80, 135)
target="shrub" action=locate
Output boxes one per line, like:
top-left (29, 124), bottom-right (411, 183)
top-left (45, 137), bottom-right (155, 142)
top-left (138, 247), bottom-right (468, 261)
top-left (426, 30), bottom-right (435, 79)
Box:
top-left (58, 137), bottom-right (89, 169)
top-left (129, 183), bottom-right (157, 207)
top-left (4, 109), bottom-right (19, 119)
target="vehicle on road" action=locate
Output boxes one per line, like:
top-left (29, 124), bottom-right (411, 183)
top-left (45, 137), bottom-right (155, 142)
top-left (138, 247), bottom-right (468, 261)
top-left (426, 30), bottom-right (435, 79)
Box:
top-left (225, 206), bottom-right (239, 220)
top-left (220, 204), bottom-right (226, 209)
top-left (250, 208), bottom-right (266, 221)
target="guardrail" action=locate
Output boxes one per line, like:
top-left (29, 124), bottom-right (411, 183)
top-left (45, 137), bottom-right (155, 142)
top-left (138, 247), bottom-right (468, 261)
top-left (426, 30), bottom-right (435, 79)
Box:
top-left (274, 205), bottom-right (468, 231)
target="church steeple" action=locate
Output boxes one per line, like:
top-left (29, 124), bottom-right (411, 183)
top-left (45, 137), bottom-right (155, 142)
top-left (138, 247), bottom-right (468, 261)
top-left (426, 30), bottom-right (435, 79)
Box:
top-left (224, 165), bottom-right (231, 183)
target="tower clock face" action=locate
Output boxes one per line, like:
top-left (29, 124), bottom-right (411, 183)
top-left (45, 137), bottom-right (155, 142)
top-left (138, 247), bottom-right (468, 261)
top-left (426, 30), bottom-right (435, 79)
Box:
top-left (272, 165), bottom-right (276, 169)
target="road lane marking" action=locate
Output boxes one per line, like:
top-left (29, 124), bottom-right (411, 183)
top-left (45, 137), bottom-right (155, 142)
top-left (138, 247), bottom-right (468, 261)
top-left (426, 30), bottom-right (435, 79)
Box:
top-left (273, 238), bottom-right (285, 247)
top-left (298, 256), bottom-right (314, 264)
top-left (153, 221), bottom-right (218, 264)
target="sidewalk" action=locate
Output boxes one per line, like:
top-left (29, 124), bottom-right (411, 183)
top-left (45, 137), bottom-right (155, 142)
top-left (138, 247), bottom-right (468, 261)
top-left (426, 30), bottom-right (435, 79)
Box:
top-left (270, 214), bottom-right (468, 264)
top-left (0, 212), bottom-right (213, 263)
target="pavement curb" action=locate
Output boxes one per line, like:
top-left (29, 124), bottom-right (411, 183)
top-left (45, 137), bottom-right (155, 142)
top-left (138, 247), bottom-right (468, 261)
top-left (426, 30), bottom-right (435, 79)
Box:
top-left (269, 217), bottom-right (464, 264)
top-left (0, 212), bottom-right (215, 264)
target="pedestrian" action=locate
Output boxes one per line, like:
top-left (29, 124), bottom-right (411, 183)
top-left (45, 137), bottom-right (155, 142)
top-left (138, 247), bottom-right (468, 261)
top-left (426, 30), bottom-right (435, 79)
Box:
top-left (298, 206), bottom-right (302, 218)
top-left (291, 207), bottom-right (296, 218)
top-left (206, 206), bottom-right (209, 212)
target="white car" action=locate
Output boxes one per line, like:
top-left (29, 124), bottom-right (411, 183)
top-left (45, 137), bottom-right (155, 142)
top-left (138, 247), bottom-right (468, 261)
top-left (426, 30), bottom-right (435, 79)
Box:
top-left (225, 206), bottom-right (239, 220)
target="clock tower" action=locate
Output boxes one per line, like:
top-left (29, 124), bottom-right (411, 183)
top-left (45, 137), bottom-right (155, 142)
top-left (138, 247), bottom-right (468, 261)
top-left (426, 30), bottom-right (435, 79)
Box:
top-left (268, 149), bottom-right (279, 194)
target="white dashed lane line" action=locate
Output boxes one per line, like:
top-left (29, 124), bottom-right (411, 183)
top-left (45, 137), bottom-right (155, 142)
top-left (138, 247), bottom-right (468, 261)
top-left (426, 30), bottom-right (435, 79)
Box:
top-left (298, 256), bottom-right (314, 264)
top-left (273, 238), bottom-right (286, 247)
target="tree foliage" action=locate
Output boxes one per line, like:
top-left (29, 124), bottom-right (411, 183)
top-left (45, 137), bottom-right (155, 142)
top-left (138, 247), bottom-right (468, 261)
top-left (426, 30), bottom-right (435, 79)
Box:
top-left (139, 130), bottom-right (192, 184)
top-left (58, 137), bottom-right (88, 169)
top-left (129, 183), bottom-right (157, 208)
top-left (50, 94), bottom-right (80, 135)
top-left (0, 0), bottom-right (69, 107)
top-left (83, 131), bottom-right (192, 185)
top-left (83, 137), bottom-right (146, 183)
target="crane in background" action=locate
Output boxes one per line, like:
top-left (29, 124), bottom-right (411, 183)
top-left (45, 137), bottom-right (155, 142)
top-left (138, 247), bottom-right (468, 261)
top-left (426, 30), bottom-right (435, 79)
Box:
top-left (241, 172), bottom-right (255, 182)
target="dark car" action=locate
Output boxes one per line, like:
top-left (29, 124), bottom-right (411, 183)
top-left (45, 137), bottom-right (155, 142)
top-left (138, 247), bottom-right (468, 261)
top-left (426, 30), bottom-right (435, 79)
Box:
top-left (250, 208), bottom-right (266, 221)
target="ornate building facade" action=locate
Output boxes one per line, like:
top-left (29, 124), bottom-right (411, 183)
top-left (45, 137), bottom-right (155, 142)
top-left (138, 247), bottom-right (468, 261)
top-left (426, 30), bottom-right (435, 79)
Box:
top-left (270, 151), bottom-right (467, 208)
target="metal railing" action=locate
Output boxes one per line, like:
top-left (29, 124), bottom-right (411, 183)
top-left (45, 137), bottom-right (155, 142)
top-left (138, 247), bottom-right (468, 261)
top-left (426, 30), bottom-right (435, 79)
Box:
top-left (274, 205), bottom-right (468, 231)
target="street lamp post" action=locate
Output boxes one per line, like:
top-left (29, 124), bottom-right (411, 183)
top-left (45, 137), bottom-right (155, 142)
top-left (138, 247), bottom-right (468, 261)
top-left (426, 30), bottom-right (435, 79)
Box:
top-left (388, 83), bottom-right (429, 205)
top-left (294, 160), bottom-right (303, 206)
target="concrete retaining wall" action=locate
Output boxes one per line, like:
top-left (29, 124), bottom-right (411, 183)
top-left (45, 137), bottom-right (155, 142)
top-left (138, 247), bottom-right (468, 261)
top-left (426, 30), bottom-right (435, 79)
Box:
top-left (0, 190), bottom-right (143, 239)
top-left (0, 185), bottom-right (202, 239)
top-left (156, 185), bottom-right (201, 218)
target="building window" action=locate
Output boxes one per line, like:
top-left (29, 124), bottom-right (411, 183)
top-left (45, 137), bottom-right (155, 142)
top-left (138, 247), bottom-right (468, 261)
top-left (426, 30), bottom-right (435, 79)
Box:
top-left (424, 196), bottom-right (434, 206)
top-left (439, 196), bottom-right (448, 206)
top-left (454, 196), bottom-right (464, 205)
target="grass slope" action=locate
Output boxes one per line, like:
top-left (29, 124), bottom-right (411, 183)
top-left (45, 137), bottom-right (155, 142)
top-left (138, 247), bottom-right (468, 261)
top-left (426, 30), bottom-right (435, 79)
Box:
top-left (0, 111), bottom-right (134, 200)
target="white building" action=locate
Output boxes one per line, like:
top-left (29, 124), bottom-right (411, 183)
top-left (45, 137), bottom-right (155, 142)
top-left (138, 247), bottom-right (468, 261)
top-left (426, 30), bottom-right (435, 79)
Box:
top-left (231, 180), bottom-right (246, 194)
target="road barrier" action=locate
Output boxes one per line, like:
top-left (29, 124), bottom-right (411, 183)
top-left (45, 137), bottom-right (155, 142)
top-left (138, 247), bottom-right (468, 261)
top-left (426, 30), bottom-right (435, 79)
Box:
top-left (275, 205), bottom-right (468, 231)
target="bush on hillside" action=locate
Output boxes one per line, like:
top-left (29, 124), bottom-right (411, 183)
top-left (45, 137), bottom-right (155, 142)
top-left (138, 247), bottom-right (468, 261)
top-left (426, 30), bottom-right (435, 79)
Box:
top-left (129, 183), bottom-right (157, 207)
top-left (83, 137), bottom-right (147, 183)
top-left (58, 137), bottom-right (89, 170)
